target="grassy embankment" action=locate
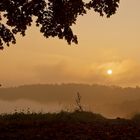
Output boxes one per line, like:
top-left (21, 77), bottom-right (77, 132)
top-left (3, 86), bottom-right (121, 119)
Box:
top-left (0, 110), bottom-right (140, 140)
top-left (0, 93), bottom-right (140, 139)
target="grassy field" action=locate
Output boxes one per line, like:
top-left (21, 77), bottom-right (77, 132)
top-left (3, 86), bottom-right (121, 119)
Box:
top-left (0, 110), bottom-right (140, 140)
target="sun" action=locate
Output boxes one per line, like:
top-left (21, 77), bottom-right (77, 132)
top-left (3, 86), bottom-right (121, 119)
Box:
top-left (107, 69), bottom-right (113, 75)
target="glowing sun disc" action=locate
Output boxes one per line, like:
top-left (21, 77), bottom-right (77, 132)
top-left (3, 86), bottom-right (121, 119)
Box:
top-left (107, 69), bottom-right (112, 75)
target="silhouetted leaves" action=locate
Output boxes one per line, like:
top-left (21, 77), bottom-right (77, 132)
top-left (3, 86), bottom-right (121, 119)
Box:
top-left (86, 0), bottom-right (120, 17)
top-left (0, 0), bottom-right (120, 49)
top-left (36, 0), bottom-right (86, 44)
top-left (0, 23), bottom-right (16, 50)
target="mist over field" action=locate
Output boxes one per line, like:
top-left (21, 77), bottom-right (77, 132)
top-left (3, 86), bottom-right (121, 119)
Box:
top-left (0, 83), bottom-right (140, 118)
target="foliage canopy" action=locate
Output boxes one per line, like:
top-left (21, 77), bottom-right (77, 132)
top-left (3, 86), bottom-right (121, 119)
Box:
top-left (0, 0), bottom-right (120, 49)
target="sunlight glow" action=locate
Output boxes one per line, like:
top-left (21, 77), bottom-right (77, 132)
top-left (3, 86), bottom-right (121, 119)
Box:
top-left (107, 69), bottom-right (113, 75)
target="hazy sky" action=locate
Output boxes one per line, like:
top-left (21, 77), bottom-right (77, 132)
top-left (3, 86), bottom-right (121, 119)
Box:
top-left (0, 0), bottom-right (140, 87)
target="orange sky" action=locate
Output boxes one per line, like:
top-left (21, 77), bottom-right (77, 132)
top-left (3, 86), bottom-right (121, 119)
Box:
top-left (0, 0), bottom-right (140, 87)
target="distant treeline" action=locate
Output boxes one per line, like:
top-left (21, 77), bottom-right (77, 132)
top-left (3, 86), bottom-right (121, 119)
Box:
top-left (0, 83), bottom-right (140, 117)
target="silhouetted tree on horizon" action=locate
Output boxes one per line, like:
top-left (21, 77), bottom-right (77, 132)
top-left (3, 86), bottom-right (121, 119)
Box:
top-left (0, 0), bottom-right (120, 50)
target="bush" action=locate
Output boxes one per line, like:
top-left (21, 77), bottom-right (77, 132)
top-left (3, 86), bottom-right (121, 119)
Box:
top-left (131, 113), bottom-right (140, 122)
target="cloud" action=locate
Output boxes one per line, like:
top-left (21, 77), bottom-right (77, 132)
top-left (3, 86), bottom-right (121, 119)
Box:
top-left (1, 51), bottom-right (140, 87)
top-left (82, 59), bottom-right (140, 86)
top-left (19, 58), bottom-right (140, 87)
top-left (32, 60), bottom-right (84, 83)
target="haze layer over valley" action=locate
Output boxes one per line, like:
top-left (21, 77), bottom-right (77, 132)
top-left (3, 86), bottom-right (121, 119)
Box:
top-left (0, 84), bottom-right (140, 118)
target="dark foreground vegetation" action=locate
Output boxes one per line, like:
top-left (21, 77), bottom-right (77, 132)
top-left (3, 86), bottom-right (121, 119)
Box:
top-left (0, 111), bottom-right (140, 140)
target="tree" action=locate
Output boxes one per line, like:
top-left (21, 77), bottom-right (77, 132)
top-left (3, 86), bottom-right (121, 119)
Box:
top-left (0, 0), bottom-right (120, 50)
